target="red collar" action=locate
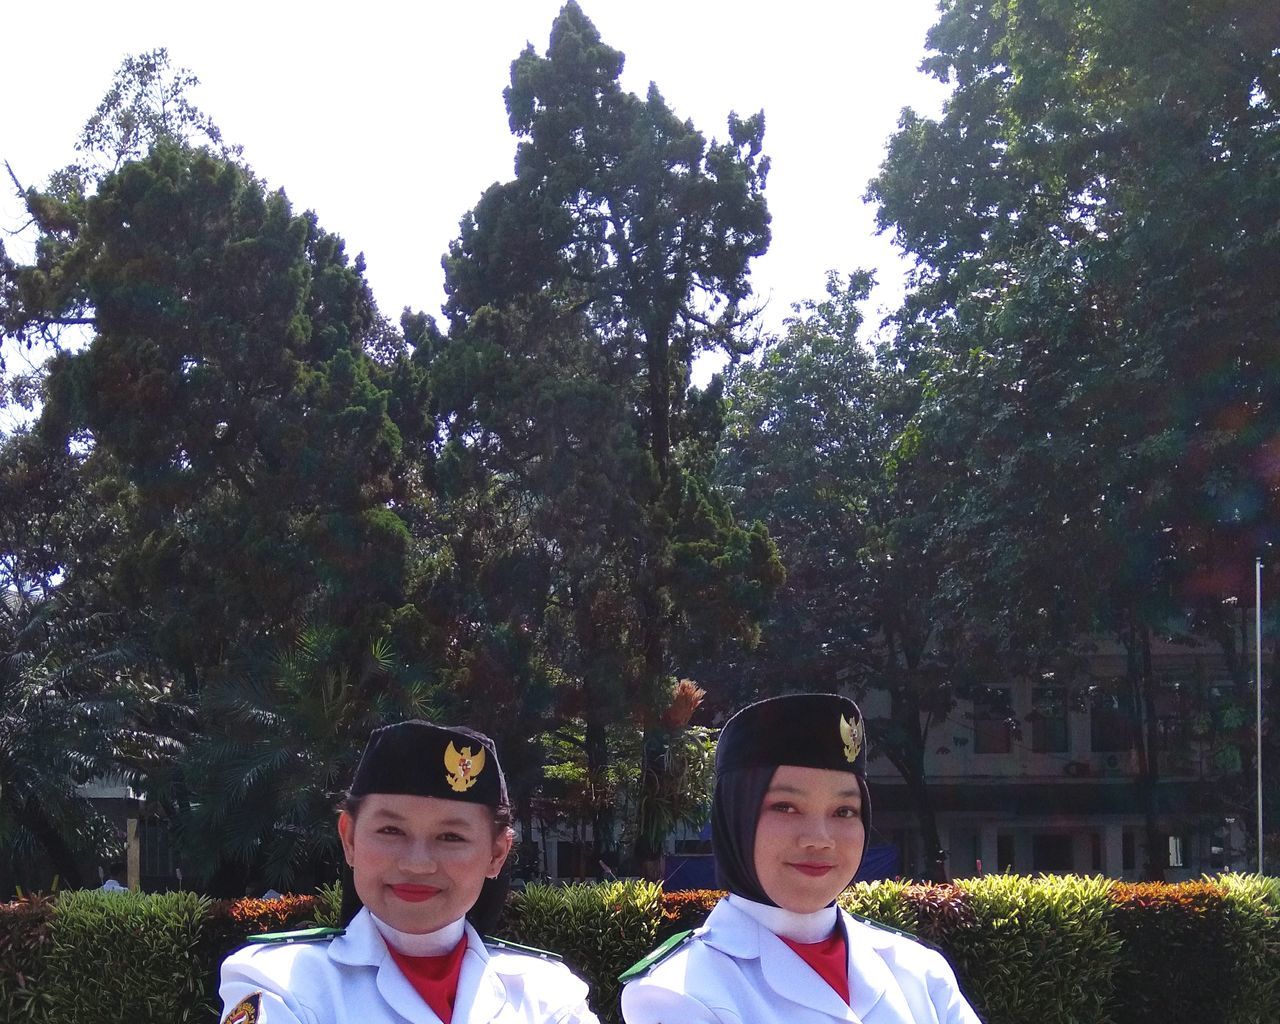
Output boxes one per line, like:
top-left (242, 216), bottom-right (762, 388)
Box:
top-left (388, 935), bottom-right (469, 1024)
top-left (780, 928), bottom-right (850, 1005)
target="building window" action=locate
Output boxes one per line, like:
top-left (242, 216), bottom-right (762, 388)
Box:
top-left (1090, 689), bottom-right (1134, 752)
top-left (996, 833), bottom-right (1016, 873)
top-left (1168, 835), bottom-right (1185, 868)
top-left (555, 840), bottom-right (589, 879)
top-left (139, 816), bottom-right (174, 883)
top-left (1032, 834), bottom-right (1074, 873)
top-left (974, 686), bottom-right (1013, 754)
top-left (1031, 686), bottom-right (1070, 753)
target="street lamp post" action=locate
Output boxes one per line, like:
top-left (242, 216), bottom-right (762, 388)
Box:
top-left (1257, 558), bottom-right (1264, 875)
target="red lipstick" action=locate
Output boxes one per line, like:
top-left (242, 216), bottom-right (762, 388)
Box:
top-left (789, 863), bottom-right (835, 877)
top-left (389, 884), bottom-right (441, 902)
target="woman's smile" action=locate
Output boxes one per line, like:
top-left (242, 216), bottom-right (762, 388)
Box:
top-left (753, 765), bottom-right (865, 913)
top-left (389, 883), bottom-right (443, 902)
top-left (788, 862), bottom-right (836, 877)
top-left (338, 793), bottom-right (511, 933)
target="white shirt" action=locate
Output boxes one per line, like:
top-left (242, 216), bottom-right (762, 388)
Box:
top-left (219, 908), bottom-right (600, 1024)
top-left (621, 897), bottom-right (982, 1024)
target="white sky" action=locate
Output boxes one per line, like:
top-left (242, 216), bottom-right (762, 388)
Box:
top-left (1, 1), bottom-right (948, 364)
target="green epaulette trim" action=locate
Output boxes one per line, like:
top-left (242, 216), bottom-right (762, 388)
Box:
top-left (484, 936), bottom-right (563, 961)
top-left (246, 926), bottom-right (345, 945)
top-left (844, 911), bottom-right (941, 951)
top-left (618, 929), bottom-right (694, 983)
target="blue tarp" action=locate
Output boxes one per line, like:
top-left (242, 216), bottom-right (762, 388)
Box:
top-left (663, 854), bottom-right (717, 889)
top-left (663, 844), bottom-right (901, 891)
top-left (854, 844), bottom-right (900, 881)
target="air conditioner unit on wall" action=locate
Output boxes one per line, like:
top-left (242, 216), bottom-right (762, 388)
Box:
top-left (1064, 761), bottom-right (1091, 778)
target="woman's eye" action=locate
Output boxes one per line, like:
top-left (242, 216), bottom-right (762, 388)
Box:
top-left (439, 832), bottom-right (469, 843)
top-left (769, 802), bottom-right (797, 814)
top-left (376, 825), bottom-right (404, 836)
top-left (834, 807), bottom-right (860, 819)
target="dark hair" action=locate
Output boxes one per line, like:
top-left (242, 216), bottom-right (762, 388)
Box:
top-left (337, 793), bottom-right (515, 933)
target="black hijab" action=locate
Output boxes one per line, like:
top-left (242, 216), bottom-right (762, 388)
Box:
top-left (710, 694), bottom-right (872, 906)
top-left (711, 765), bottom-right (778, 903)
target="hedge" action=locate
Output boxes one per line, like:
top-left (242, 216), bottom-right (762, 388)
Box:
top-left (0, 892), bottom-right (54, 1023)
top-left (41, 889), bottom-right (210, 1024)
top-left (1, 876), bottom-right (1277, 1024)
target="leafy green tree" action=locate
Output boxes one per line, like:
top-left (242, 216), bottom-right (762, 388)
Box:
top-left (177, 626), bottom-right (433, 893)
top-left (441, 2), bottom-right (780, 871)
top-left (868, 0), bottom-right (1280, 875)
top-left (1, 52), bottom-right (431, 888)
top-left (12, 141), bottom-right (410, 687)
top-left (2, 48), bottom-right (236, 376)
top-left (0, 427), bottom-right (187, 892)
top-left (717, 272), bottom-right (994, 873)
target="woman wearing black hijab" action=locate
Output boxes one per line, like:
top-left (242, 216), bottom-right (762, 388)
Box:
top-left (620, 694), bottom-right (981, 1024)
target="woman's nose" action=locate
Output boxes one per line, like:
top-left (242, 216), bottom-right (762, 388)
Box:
top-left (798, 816), bottom-right (836, 848)
top-left (399, 839), bottom-right (438, 872)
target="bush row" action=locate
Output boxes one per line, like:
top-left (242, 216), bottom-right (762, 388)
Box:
top-left (1, 875), bottom-right (1277, 1024)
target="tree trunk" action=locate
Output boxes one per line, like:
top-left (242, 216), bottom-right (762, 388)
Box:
top-left (584, 706), bottom-right (616, 878)
top-left (905, 766), bottom-right (946, 882)
top-left (646, 324), bottom-right (671, 483)
top-left (875, 673), bottom-right (944, 882)
top-left (1127, 618), bottom-right (1165, 881)
top-left (632, 527), bottom-right (672, 875)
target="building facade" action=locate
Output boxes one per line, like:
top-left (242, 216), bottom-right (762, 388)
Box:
top-left (860, 632), bottom-right (1258, 881)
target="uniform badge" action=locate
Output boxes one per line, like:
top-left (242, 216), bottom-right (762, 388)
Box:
top-left (840, 714), bottom-right (862, 763)
top-left (444, 741), bottom-right (486, 792)
top-left (225, 993), bottom-right (261, 1024)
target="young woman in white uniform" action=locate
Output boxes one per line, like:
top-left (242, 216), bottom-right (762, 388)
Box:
top-left (620, 693), bottom-right (982, 1024)
top-left (219, 720), bottom-right (600, 1024)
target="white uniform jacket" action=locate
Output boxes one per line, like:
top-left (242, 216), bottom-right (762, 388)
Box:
top-left (219, 908), bottom-right (599, 1024)
top-left (620, 898), bottom-right (981, 1024)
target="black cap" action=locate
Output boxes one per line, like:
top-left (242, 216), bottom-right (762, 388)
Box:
top-left (716, 693), bottom-right (868, 781)
top-left (349, 720), bottom-right (508, 808)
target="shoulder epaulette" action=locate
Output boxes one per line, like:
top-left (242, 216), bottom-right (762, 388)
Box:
top-left (618, 929), bottom-right (694, 983)
top-left (246, 926), bottom-right (345, 945)
top-left (484, 936), bottom-right (563, 961)
top-left (843, 911), bottom-right (942, 952)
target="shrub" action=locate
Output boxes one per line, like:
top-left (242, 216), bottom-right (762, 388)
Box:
top-left (5, 875), bottom-right (1278, 1024)
top-left (1107, 879), bottom-right (1241, 1024)
top-left (953, 874), bottom-right (1122, 1024)
top-left (658, 888), bottom-right (722, 939)
top-left (195, 894), bottom-right (323, 1020)
top-left (42, 889), bottom-right (210, 1024)
top-left (1218, 873), bottom-right (1280, 1023)
top-left (0, 892), bottom-right (55, 1024)
top-left (312, 880), bottom-right (343, 928)
top-left (841, 878), bottom-right (918, 934)
top-left (507, 880), bottom-right (663, 1024)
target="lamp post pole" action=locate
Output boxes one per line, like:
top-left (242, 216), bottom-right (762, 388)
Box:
top-left (1257, 557), bottom-right (1264, 875)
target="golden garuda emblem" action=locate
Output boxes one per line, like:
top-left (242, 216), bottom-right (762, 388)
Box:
top-left (840, 714), bottom-right (863, 763)
top-left (444, 741), bottom-right (486, 793)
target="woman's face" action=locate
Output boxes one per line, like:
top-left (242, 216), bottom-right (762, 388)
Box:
top-left (752, 765), bottom-right (865, 914)
top-left (338, 793), bottom-right (512, 934)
